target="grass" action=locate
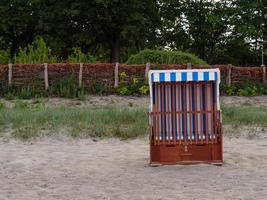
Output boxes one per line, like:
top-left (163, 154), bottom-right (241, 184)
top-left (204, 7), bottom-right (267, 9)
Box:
top-left (0, 102), bottom-right (147, 140)
top-left (222, 105), bottom-right (267, 126)
top-left (0, 100), bottom-right (266, 140)
top-left (221, 105), bottom-right (267, 138)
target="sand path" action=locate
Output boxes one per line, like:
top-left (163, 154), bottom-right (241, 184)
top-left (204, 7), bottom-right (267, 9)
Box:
top-left (1, 137), bottom-right (267, 200)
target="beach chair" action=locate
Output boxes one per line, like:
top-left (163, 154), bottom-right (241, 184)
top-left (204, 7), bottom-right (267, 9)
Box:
top-left (148, 69), bottom-right (223, 165)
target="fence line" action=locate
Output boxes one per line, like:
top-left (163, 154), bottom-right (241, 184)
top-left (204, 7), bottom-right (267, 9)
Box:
top-left (0, 63), bottom-right (266, 94)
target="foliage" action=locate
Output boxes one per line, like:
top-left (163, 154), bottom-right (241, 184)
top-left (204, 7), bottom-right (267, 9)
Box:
top-left (222, 105), bottom-right (267, 126)
top-left (15, 36), bottom-right (58, 64)
top-left (0, 104), bottom-right (148, 140)
top-left (237, 86), bottom-right (258, 96)
top-left (0, 0), bottom-right (41, 57)
top-left (139, 85), bottom-right (149, 95)
top-left (126, 49), bottom-right (206, 64)
top-left (0, 73), bottom-right (86, 100)
top-left (48, 73), bottom-right (85, 99)
top-left (36, 0), bottom-right (160, 62)
top-left (0, 50), bottom-right (9, 64)
top-left (0, 101), bottom-right (266, 140)
top-left (0, 101), bottom-right (5, 109)
top-left (0, 84), bottom-right (44, 99)
top-left (67, 48), bottom-right (97, 63)
top-left (117, 86), bottom-right (130, 96)
top-left (0, 0), bottom-right (266, 65)
top-left (117, 72), bottom-right (149, 96)
top-left (88, 82), bottom-right (107, 95)
top-left (220, 83), bottom-right (267, 96)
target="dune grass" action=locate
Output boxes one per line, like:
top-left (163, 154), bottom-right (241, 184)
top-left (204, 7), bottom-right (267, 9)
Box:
top-left (0, 100), bottom-right (266, 140)
top-left (0, 102), bottom-right (147, 140)
top-left (222, 105), bottom-right (267, 126)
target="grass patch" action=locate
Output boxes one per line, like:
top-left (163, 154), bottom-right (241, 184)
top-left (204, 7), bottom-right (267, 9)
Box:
top-left (0, 103), bottom-right (147, 140)
top-left (222, 105), bottom-right (267, 126)
top-left (222, 105), bottom-right (267, 138)
top-left (0, 101), bottom-right (266, 140)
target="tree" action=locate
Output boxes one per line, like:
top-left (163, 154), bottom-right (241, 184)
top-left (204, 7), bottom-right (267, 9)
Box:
top-left (182, 0), bottom-right (232, 63)
top-left (71, 0), bottom-right (160, 62)
top-left (0, 0), bottom-right (265, 65)
top-left (157, 0), bottom-right (190, 51)
top-left (229, 0), bottom-right (266, 65)
top-left (0, 0), bottom-right (41, 58)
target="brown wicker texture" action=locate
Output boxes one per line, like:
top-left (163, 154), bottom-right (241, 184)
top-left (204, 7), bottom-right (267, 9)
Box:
top-left (0, 63), bottom-right (265, 94)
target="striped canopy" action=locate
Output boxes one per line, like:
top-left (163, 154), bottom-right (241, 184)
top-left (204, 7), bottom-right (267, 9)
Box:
top-left (148, 69), bottom-right (221, 142)
top-left (149, 69), bottom-right (219, 83)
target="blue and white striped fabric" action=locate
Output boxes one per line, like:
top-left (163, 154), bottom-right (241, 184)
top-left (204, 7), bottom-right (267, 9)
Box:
top-left (149, 69), bottom-right (219, 83)
top-left (148, 69), bottom-right (221, 142)
top-left (150, 82), bottom-right (217, 141)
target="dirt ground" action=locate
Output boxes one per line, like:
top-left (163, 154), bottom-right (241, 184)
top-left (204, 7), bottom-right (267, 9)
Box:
top-left (44, 95), bottom-right (267, 107)
top-left (2, 95), bottom-right (267, 108)
top-left (0, 137), bottom-right (267, 200)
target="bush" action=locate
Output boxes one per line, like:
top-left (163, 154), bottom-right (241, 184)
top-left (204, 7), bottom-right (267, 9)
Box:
top-left (0, 75), bottom-right (86, 100)
top-left (15, 36), bottom-right (58, 64)
top-left (0, 50), bottom-right (9, 64)
top-left (67, 48), bottom-right (97, 63)
top-left (49, 73), bottom-right (85, 99)
top-left (88, 82), bottom-right (107, 95)
top-left (0, 83), bottom-right (44, 99)
top-left (126, 49), bottom-right (206, 64)
top-left (117, 72), bottom-right (149, 96)
top-left (220, 83), bottom-right (267, 96)
top-left (0, 101), bottom-right (5, 109)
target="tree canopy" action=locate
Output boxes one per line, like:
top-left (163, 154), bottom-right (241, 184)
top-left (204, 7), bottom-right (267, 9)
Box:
top-left (0, 0), bottom-right (266, 65)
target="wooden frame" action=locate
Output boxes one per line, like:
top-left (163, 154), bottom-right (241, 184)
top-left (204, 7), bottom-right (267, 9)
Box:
top-left (149, 81), bottom-right (223, 165)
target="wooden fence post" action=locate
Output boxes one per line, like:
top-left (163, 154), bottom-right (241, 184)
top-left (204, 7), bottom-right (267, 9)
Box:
top-left (187, 63), bottom-right (192, 69)
top-left (8, 63), bottom-right (12, 85)
top-left (227, 64), bottom-right (232, 87)
top-left (44, 63), bottom-right (49, 90)
top-left (262, 64), bottom-right (266, 84)
top-left (114, 62), bottom-right (119, 88)
top-left (79, 63), bottom-right (83, 88)
top-left (145, 63), bottom-right (150, 79)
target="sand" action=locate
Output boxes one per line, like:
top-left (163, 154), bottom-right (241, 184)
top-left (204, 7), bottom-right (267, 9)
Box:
top-left (1, 96), bottom-right (267, 199)
top-left (1, 137), bottom-right (267, 200)
top-left (2, 95), bottom-right (267, 108)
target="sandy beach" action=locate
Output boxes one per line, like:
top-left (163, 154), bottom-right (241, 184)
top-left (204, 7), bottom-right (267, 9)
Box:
top-left (1, 136), bottom-right (267, 200)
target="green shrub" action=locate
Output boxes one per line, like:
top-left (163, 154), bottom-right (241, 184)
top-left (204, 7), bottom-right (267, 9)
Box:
top-left (226, 86), bottom-right (236, 96)
top-left (0, 102), bottom-right (5, 109)
top-left (237, 88), bottom-right (249, 96)
top-left (88, 82), bottom-right (107, 95)
top-left (77, 89), bottom-right (86, 100)
top-left (49, 73), bottom-right (85, 99)
top-left (19, 86), bottom-right (37, 99)
top-left (139, 85), bottom-right (149, 95)
top-left (0, 74), bottom-right (85, 99)
top-left (67, 48), bottom-right (97, 63)
top-left (220, 83), bottom-right (267, 96)
top-left (257, 84), bottom-right (267, 95)
top-left (116, 72), bottom-right (149, 96)
top-left (237, 86), bottom-right (258, 96)
top-left (126, 49), bottom-right (206, 64)
top-left (117, 85), bottom-right (130, 96)
top-left (4, 92), bottom-right (15, 100)
top-left (0, 83), bottom-right (44, 99)
top-left (0, 50), bottom-right (9, 64)
top-left (15, 36), bottom-right (58, 64)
